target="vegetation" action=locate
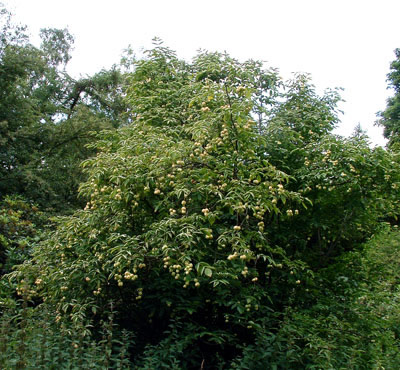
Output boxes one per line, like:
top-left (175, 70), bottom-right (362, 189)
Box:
top-left (379, 48), bottom-right (400, 148)
top-left (0, 5), bottom-right (126, 212)
top-left (1, 4), bottom-right (400, 368)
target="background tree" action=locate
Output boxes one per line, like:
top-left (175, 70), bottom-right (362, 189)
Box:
top-left (0, 4), bottom-right (127, 212)
top-left (378, 48), bottom-right (400, 148)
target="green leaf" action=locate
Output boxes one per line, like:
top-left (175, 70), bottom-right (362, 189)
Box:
top-left (237, 305), bottom-right (244, 314)
top-left (208, 214), bottom-right (216, 225)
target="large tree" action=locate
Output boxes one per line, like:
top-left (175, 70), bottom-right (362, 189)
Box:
top-left (0, 4), bottom-right (127, 211)
top-left (14, 42), bottom-right (400, 368)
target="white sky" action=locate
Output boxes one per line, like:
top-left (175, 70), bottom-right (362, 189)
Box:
top-left (4, 0), bottom-right (400, 146)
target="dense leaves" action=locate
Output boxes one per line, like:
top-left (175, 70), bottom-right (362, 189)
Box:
top-left (0, 4), bottom-right (126, 211)
top-left (258, 225), bottom-right (400, 369)
top-left (0, 196), bottom-right (46, 275)
top-left (379, 48), bottom-right (400, 148)
top-left (1, 5), bottom-right (400, 367)
top-left (7, 41), bottom-right (399, 368)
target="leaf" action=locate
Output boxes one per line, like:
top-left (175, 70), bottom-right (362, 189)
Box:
top-left (237, 305), bottom-right (244, 314)
top-left (208, 214), bottom-right (216, 225)
top-left (196, 262), bottom-right (205, 276)
top-left (196, 262), bottom-right (214, 277)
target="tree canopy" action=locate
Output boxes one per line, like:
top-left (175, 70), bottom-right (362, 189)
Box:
top-left (0, 4), bottom-right (126, 211)
top-left (8, 41), bottom-right (400, 368)
top-left (1, 5), bottom-right (400, 368)
top-left (379, 48), bottom-right (400, 148)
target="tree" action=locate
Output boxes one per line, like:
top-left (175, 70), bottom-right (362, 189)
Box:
top-left (0, 4), bottom-right (127, 212)
top-left (263, 76), bottom-right (400, 266)
top-left (378, 48), bottom-right (400, 148)
top-left (14, 43), bottom-right (400, 367)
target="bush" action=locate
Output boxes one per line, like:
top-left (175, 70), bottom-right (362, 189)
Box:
top-left (233, 226), bottom-right (400, 369)
top-left (0, 299), bottom-right (133, 369)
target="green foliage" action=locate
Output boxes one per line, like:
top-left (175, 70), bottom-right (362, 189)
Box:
top-left (252, 226), bottom-right (400, 369)
top-left (0, 301), bottom-right (133, 369)
top-left (1, 6), bottom-right (399, 365)
top-left (378, 48), bottom-right (400, 148)
top-left (262, 77), bottom-right (400, 267)
top-left (39, 27), bottom-right (74, 67)
top-left (0, 196), bottom-right (45, 275)
top-left (0, 195), bottom-right (47, 311)
top-left (15, 45), bottom-right (303, 364)
top-left (0, 4), bottom-right (126, 211)
top-left (9, 41), bottom-right (400, 367)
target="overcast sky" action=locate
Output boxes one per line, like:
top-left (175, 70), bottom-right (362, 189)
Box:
top-left (4, 0), bottom-right (400, 146)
